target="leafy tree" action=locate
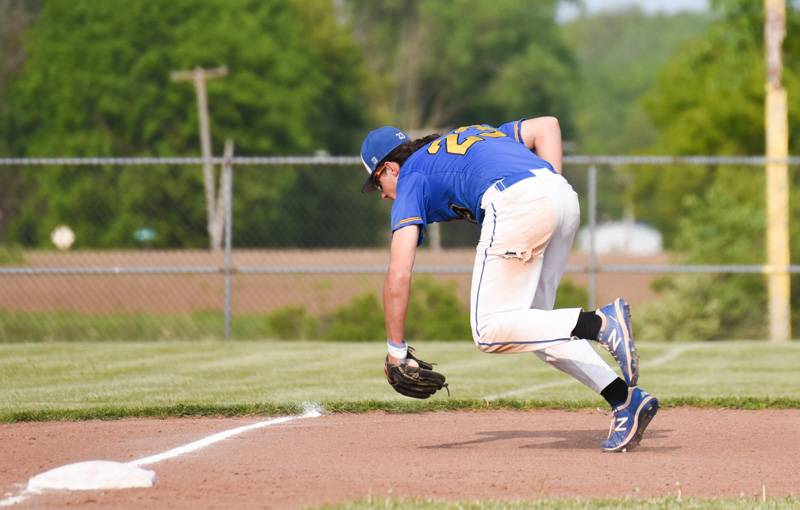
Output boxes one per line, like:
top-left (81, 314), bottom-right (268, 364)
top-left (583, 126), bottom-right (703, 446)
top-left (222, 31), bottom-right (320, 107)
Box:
top-left (1, 0), bottom-right (383, 248)
top-left (560, 8), bottom-right (711, 226)
top-left (343, 0), bottom-right (578, 248)
top-left (563, 8), bottom-right (710, 155)
top-left (633, 0), bottom-right (800, 339)
top-left (0, 0), bottom-right (41, 243)
top-left (344, 0), bottom-right (576, 132)
top-left (0, 0), bottom-right (40, 88)
top-left (636, 173), bottom-right (772, 340)
top-left (634, 0), bottom-right (800, 242)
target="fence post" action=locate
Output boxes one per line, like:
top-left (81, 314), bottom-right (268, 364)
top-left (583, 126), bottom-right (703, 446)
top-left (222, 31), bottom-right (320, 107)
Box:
top-left (588, 165), bottom-right (598, 310)
top-left (428, 223), bottom-right (442, 251)
top-left (223, 140), bottom-right (234, 340)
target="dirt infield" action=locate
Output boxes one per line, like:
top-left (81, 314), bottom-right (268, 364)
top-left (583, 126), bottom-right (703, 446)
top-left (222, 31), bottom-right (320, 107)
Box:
top-left (2, 408), bottom-right (798, 509)
top-left (1, 249), bottom-right (669, 315)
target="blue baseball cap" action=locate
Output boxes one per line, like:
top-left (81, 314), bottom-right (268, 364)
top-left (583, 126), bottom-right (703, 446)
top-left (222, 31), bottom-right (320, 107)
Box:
top-left (360, 126), bottom-right (409, 192)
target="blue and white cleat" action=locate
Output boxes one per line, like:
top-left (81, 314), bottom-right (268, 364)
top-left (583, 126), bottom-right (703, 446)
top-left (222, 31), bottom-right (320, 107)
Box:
top-left (602, 387), bottom-right (659, 452)
top-left (596, 298), bottom-right (639, 386)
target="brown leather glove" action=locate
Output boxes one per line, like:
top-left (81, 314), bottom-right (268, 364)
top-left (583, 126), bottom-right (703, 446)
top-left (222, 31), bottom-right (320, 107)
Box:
top-left (383, 347), bottom-right (449, 399)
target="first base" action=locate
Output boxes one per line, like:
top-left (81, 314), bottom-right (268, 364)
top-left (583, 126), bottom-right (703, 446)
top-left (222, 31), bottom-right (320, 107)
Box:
top-left (27, 461), bottom-right (156, 491)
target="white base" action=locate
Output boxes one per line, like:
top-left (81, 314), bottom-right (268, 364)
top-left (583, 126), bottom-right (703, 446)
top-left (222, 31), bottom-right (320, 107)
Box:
top-left (27, 461), bottom-right (155, 491)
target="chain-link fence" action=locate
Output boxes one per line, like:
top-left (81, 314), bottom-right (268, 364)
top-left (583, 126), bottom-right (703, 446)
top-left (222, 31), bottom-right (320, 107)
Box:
top-left (0, 155), bottom-right (798, 341)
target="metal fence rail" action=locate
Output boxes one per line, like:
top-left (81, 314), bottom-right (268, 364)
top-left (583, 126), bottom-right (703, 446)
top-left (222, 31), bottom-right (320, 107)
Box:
top-left (2, 155), bottom-right (800, 166)
top-left (3, 264), bottom-right (800, 276)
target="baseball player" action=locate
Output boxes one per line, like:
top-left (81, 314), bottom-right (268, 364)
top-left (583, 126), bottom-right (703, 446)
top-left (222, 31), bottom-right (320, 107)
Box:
top-left (360, 117), bottom-right (659, 452)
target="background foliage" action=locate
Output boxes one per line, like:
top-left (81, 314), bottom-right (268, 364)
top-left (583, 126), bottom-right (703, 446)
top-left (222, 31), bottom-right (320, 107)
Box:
top-left (1, 0), bottom-right (799, 340)
top-left (345, 0), bottom-right (576, 133)
top-left (632, 0), bottom-right (800, 339)
top-left (563, 9), bottom-right (710, 156)
top-left (0, 0), bottom-right (382, 248)
top-left (559, 8), bottom-right (710, 224)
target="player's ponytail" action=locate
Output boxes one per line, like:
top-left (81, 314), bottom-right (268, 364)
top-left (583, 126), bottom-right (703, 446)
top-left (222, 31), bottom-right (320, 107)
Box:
top-left (379, 133), bottom-right (441, 168)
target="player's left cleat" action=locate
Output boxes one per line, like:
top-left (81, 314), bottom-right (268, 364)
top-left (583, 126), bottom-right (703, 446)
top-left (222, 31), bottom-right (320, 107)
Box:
top-left (596, 298), bottom-right (639, 386)
top-left (601, 386), bottom-right (659, 452)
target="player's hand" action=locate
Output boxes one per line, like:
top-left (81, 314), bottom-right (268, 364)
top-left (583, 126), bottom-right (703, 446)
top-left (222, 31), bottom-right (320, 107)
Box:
top-left (383, 346), bottom-right (448, 399)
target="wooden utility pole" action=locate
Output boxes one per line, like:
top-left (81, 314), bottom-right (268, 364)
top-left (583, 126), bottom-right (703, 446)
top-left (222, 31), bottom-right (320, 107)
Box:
top-left (171, 66), bottom-right (228, 251)
top-left (764, 0), bottom-right (791, 341)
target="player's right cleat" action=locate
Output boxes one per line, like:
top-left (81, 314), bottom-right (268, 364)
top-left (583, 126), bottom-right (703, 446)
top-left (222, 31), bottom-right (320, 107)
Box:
top-left (596, 298), bottom-right (639, 386)
top-left (601, 386), bottom-right (659, 452)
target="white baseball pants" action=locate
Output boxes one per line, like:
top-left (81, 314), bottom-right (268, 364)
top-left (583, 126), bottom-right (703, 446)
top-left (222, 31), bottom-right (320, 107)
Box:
top-left (470, 169), bottom-right (618, 393)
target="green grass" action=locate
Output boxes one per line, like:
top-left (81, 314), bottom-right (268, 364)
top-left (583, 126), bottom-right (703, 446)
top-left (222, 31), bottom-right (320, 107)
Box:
top-left (0, 245), bottom-right (24, 265)
top-left (1, 340), bottom-right (799, 422)
top-left (314, 496), bottom-right (799, 510)
top-left (0, 310), bottom-right (275, 341)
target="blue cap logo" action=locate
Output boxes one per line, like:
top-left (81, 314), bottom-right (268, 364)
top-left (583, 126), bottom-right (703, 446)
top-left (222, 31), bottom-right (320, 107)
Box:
top-left (359, 126), bottom-right (409, 192)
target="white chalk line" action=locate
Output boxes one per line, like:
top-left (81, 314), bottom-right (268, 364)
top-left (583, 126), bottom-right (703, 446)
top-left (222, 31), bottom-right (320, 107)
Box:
top-left (129, 409), bottom-right (320, 466)
top-left (0, 494), bottom-right (30, 508)
top-left (0, 404), bottom-right (323, 507)
top-left (483, 344), bottom-right (698, 401)
top-left (642, 343), bottom-right (698, 367)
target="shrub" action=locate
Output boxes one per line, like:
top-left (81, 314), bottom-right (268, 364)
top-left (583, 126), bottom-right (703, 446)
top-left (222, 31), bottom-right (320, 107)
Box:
top-left (265, 306), bottom-right (319, 340)
top-left (404, 277), bottom-right (471, 340)
top-left (634, 275), bottom-right (722, 341)
top-left (321, 293), bottom-right (384, 341)
top-left (319, 277), bottom-right (471, 341)
top-left (555, 278), bottom-right (588, 309)
top-left (0, 245), bottom-right (24, 265)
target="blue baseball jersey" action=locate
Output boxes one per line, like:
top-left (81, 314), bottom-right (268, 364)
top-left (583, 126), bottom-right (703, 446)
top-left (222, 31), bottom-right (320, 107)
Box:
top-left (390, 119), bottom-right (555, 244)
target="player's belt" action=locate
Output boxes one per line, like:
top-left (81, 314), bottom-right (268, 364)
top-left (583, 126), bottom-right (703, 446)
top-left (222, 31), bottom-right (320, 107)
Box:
top-left (493, 167), bottom-right (556, 192)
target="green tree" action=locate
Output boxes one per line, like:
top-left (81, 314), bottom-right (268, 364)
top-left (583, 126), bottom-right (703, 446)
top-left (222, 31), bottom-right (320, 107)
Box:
top-left (343, 0), bottom-right (578, 248)
top-left (563, 8), bottom-right (710, 155)
top-left (0, 0), bottom-right (41, 243)
top-left (634, 0), bottom-right (800, 242)
top-left (344, 0), bottom-right (576, 132)
top-left (633, 0), bottom-right (800, 339)
top-left (561, 8), bottom-right (710, 226)
top-left (1, 0), bottom-right (382, 248)
top-left (0, 0), bottom-right (40, 90)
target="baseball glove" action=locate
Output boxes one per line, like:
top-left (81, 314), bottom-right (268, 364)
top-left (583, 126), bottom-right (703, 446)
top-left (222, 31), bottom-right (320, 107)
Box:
top-left (384, 346), bottom-right (449, 399)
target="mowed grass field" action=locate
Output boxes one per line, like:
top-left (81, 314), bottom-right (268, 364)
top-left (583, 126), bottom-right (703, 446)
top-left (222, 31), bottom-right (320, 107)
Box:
top-left (3, 340), bottom-right (799, 509)
top-left (1, 340), bottom-right (798, 421)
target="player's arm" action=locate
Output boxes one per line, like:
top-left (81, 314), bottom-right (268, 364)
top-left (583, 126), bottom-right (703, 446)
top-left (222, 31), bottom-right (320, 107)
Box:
top-left (519, 116), bottom-right (563, 174)
top-left (384, 225), bottom-right (420, 364)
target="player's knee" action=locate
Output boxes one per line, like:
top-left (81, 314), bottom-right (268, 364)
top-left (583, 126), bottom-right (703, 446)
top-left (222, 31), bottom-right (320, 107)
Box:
top-left (473, 320), bottom-right (502, 352)
top-left (476, 341), bottom-right (505, 354)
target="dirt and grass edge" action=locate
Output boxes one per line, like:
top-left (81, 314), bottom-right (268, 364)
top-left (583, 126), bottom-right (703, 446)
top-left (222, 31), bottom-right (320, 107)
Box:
top-left (3, 396), bottom-right (799, 423)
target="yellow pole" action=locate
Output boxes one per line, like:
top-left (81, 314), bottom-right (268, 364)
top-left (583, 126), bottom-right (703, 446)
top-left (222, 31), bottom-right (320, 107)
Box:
top-left (765, 0), bottom-right (791, 341)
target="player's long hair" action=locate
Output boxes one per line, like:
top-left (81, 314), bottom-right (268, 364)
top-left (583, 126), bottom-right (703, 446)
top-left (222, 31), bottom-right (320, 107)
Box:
top-left (380, 133), bottom-right (441, 168)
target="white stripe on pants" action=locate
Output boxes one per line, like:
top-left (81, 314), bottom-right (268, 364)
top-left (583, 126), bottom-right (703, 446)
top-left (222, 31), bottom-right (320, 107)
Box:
top-left (470, 170), bottom-right (617, 394)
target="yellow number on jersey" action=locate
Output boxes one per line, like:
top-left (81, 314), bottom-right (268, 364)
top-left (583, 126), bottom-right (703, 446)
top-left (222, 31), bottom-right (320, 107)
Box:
top-left (475, 126), bottom-right (505, 138)
top-left (445, 134), bottom-right (483, 155)
top-left (455, 124), bottom-right (505, 138)
top-left (427, 133), bottom-right (484, 155)
top-left (428, 124), bottom-right (506, 155)
top-left (427, 137), bottom-right (442, 155)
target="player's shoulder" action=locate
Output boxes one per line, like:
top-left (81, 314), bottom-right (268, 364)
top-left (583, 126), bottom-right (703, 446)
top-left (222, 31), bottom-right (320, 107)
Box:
top-left (496, 119), bottom-right (524, 142)
top-left (403, 142), bottom-right (437, 168)
top-left (397, 164), bottom-right (427, 189)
